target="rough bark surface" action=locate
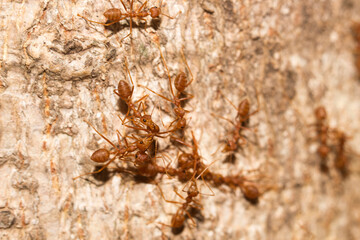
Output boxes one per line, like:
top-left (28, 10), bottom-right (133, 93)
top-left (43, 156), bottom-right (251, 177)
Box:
top-left (0, 0), bottom-right (360, 239)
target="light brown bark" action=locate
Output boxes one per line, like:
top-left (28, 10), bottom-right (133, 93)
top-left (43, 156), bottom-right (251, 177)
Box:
top-left (0, 0), bottom-right (360, 239)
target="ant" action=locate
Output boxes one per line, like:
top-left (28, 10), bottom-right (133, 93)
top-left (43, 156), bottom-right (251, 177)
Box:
top-left (157, 173), bottom-right (213, 233)
top-left (333, 130), bottom-right (351, 176)
top-left (77, 0), bottom-right (176, 42)
top-left (73, 120), bottom-right (138, 180)
top-left (226, 175), bottom-right (260, 202)
top-left (139, 44), bottom-right (194, 132)
top-left (212, 92), bottom-right (259, 153)
top-left (352, 21), bottom-right (360, 79)
top-left (313, 106), bottom-right (331, 172)
top-left (170, 131), bottom-right (209, 183)
top-left (115, 58), bottom-right (171, 137)
top-left (114, 57), bottom-right (149, 120)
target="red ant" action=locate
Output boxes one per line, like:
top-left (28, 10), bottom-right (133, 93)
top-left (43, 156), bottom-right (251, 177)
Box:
top-left (212, 92), bottom-right (259, 153)
top-left (77, 0), bottom-right (176, 42)
top-left (157, 172), bottom-right (214, 233)
top-left (115, 58), bottom-right (171, 137)
top-left (170, 131), bottom-right (209, 183)
top-left (139, 45), bottom-right (194, 132)
top-left (73, 120), bottom-right (139, 180)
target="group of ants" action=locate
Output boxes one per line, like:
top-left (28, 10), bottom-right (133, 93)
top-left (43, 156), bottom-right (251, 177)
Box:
top-left (73, 0), bottom-right (354, 235)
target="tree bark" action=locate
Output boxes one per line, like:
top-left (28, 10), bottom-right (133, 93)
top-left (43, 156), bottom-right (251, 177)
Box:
top-left (0, 0), bottom-right (360, 239)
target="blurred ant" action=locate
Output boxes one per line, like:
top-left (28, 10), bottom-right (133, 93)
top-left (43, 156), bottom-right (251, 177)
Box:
top-left (139, 45), bottom-right (194, 132)
top-left (333, 130), bottom-right (353, 177)
top-left (78, 0), bottom-right (176, 42)
top-left (352, 21), bottom-right (360, 79)
top-left (313, 106), bottom-right (331, 172)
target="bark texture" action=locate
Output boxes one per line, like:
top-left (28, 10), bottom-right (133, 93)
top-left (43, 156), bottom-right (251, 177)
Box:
top-left (0, 0), bottom-right (360, 239)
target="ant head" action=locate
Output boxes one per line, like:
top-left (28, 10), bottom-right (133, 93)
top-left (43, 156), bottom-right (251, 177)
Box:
top-left (149, 7), bottom-right (161, 18)
top-left (315, 106), bottom-right (327, 120)
top-left (136, 137), bottom-right (153, 152)
top-left (222, 139), bottom-right (236, 152)
top-left (141, 115), bottom-right (160, 132)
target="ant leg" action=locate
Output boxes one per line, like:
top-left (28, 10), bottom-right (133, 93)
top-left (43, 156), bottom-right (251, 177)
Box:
top-left (107, 0), bottom-right (115, 8)
top-left (137, 0), bottom-right (148, 12)
top-left (124, 57), bottom-right (135, 95)
top-left (156, 184), bottom-right (183, 205)
top-left (121, 32), bottom-right (131, 42)
top-left (119, 0), bottom-right (128, 11)
top-left (155, 44), bottom-right (176, 99)
top-left (173, 188), bottom-right (186, 200)
top-left (156, 154), bottom-right (173, 179)
top-left (222, 94), bottom-right (238, 112)
top-left (124, 124), bottom-right (148, 132)
top-left (197, 173), bottom-right (215, 197)
top-left (73, 154), bottom-right (118, 180)
top-left (156, 222), bottom-right (174, 229)
top-left (180, 48), bottom-right (194, 87)
top-left (210, 113), bottom-right (236, 127)
top-left (178, 93), bottom-right (194, 102)
top-left (138, 84), bottom-right (173, 103)
top-left (184, 210), bottom-right (197, 227)
top-left (160, 12), bottom-right (175, 19)
top-left (168, 117), bottom-right (180, 129)
top-left (170, 136), bottom-right (192, 148)
top-left (84, 120), bottom-right (119, 150)
top-left (77, 14), bottom-right (120, 26)
top-left (134, 94), bottom-right (149, 105)
top-left (158, 0), bottom-right (177, 19)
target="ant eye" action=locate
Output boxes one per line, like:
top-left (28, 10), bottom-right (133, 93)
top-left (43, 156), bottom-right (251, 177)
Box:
top-left (143, 119), bottom-right (147, 122)
top-left (140, 141), bottom-right (144, 144)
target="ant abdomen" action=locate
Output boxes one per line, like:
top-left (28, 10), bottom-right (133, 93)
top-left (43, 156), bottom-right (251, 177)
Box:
top-left (242, 184), bottom-right (259, 200)
top-left (104, 8), bottom-right (123, 22)
top-left (238, 99), bottom-right (250, 118)
top-left (174, 71), bottom-right (188, 93)
top-left (117, 80), bottom-right (132, 100)
top-left (171, 212), bottom-right (185, 229)
top-left (90, 149), bottom-right (110, 163)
